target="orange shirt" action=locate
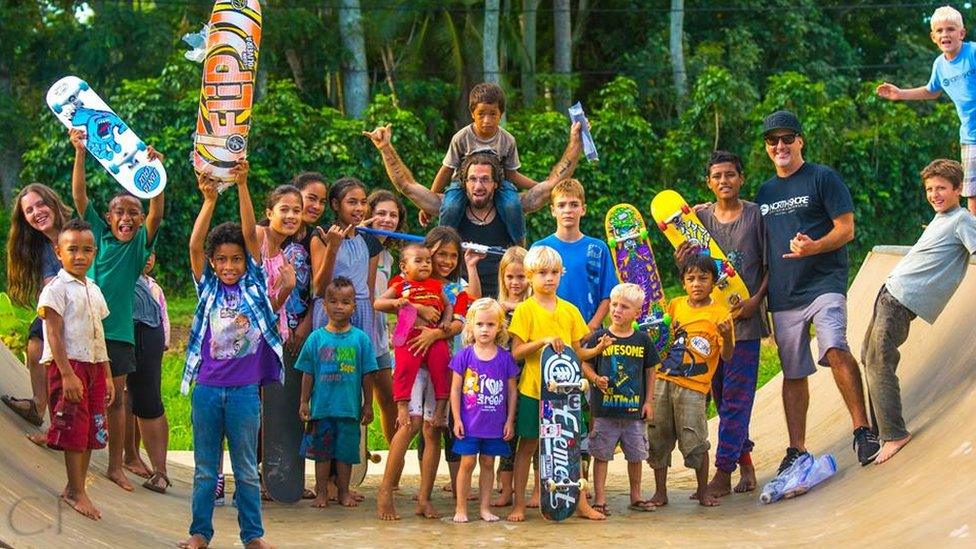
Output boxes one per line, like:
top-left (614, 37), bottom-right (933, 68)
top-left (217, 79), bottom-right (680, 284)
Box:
top-left (657, 296), bottom-right (733, 394)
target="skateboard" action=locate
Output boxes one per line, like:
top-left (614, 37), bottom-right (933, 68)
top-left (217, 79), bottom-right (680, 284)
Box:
top-left (650, 190), bottom-right (751, 310)
top-left (539, 346), bottom-right (588, 522)
top-left (45, 76), bottom-right (167, 199)
top-left (262, 355), bottom-right (304, 503)
top-left (193, 0), bottom-right (262, 191)
top-left (604, 203), bottom-right (672, 353)
top-left (357, 226), bottom-right (507, 256)
top-left (350, 425), bottom-right (381, 487)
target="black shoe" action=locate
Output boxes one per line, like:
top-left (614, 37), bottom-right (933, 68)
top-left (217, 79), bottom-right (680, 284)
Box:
top-left (777, 447), bottom-right (810, 474)
top-left (853, 426), bottom-right (881, 466)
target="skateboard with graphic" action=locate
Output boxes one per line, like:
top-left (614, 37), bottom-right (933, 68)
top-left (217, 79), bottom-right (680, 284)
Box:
top-left (263, 358), bottom-right (304, 503)
top-left (650, 190), bottom-right (750, 310)
top-left (193, 0), bottom-right (262, 191)
top-left (539, 346), bottom-right (588, 522)
top-left (604, 203), bottom-right (672, 353)
top-left (46, 76), bottom-right (167, 199)
top-left (350, 425), bottom-right (382, 487)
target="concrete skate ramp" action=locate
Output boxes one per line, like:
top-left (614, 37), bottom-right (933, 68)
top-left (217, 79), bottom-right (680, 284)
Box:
top-left (0, 246), bottom-right (973, 547)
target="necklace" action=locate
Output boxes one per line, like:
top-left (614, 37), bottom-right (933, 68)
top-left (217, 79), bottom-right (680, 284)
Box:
top-left (467, 205), bottom-right (495, 225)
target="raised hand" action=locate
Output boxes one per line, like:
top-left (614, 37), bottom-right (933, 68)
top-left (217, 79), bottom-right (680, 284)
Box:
top-left (876, 82), bottom-right (901, 100)
top-left (146, 145), bottom-right (165, 162)
top-left (69, 128), bottom-right (87, 152)
top-left (362, 125), bottom-right (392, 148)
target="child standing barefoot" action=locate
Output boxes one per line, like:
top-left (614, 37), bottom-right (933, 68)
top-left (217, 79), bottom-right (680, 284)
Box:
top-left (450, 299), bottom-right (519, 523)
top-left (39, 218), bottom-right (115, 520)
top-left (297, 277), bottom-right (377, 508)
top-left (180, 164), bottom-right (280, 549)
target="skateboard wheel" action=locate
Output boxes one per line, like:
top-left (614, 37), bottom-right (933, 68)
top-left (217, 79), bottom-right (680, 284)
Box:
top-left (578, 478), bottom-right (588, 492)
top-left (639, 228), bottom-right (648, 239)
top-left (657, 221), bottom-right (667, 231)
top-left (662, 313), bottom-right (671, 325)
top-left (608, 237), bottom-right (617, 248)
top-left (631, 320), bottom-right (639, 330)
top-left (109, 164), bottom-right (120, 175)
top-left (79, 81), bottom-right (89, 91)
top-left (369, 453), bottom-right (381, 464)
top-left (681, 204), bottom-right (690, 214)
top-left (546, 479), bottom-right (557, 493)
top-left (547, 379), bottom-right (558, 392)
top-left (579, 379), bottom-right (589, 392)
top-left (53, 103), bottom-right (63, 114)
top-left (137, 141), bottom-right (147, 151)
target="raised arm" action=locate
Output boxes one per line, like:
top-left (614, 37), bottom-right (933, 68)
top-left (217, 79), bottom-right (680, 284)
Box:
top-left (144, 146), bottom-right (166, 241)
top-left (363, 125), bottom-right (443, 216)
top-left (189, 174), bottom-right (219, 281)
top-left (232, 160), bottom-right (261, 261)
top-left (518, 122), bottom-right (583, 214)
top-left (69, 128), bottom-right (89, 215)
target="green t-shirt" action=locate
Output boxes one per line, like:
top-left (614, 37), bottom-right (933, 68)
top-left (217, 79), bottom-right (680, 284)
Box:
top-left (84, 204), bottom-right (154, 344)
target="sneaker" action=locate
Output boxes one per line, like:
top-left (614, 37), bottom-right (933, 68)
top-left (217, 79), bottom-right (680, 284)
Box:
top-left (777, 447), bottom-right (810, 474)
top-left (214, 473), bottom-right (225, 507)
top-left (853, 426), bottom-right (881, 466)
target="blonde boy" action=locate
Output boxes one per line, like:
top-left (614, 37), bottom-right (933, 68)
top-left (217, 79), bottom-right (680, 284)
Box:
top-left (877, 6), bottom-right (976, 214)
top-left (582, 283), bottom-right (660, 513)
top-left (505, 245), bottom-right (610, 522)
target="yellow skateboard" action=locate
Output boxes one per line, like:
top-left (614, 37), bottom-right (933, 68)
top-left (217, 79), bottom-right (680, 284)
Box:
top-left (649, 190), bottom-right (750, 310)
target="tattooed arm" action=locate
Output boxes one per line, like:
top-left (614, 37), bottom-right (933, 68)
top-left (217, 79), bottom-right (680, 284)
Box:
top-left (363, 125), bottom-right (443, 217)
top-left (519, 121), bottom-right (583, 214)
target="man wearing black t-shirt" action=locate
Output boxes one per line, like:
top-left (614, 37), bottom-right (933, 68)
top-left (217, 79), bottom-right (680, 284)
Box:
top-left (363, 124), bottom-right (581, 297)
top-left (756, 111), bottom-right (881, 472)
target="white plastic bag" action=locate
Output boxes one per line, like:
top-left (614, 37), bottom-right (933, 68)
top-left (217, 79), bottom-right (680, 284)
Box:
top-left (760, 453), bottom-right (837, 504)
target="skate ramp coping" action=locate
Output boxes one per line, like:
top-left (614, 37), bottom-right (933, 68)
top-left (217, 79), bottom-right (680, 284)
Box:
top-left (0, 245), bottom-right (973, 546)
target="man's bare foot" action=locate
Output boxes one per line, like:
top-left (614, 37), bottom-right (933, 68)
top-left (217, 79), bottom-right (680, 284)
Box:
top-left (506, 505), bottom-right (526, 522)
top-left (376, 487), bottom-right (399, 520)
top-left (415, 501), bottom-right (439, 519)
top-left (696, 489), bottom-right (720, 507)
top-left (734, 462), bottom-right (757, 493)
top-left (61, 492), bottom-right (101, 520)
top-left (480, 509), bottom-right (500, 522)
top-left (526, 493), bottom-right (540, 508)
top-left (452, 511), bottom-right (468, 523)
top-left (124, 457), bottom-right (152, 479)
top-left (177, 534), bottom-right (209, 549)
top-left (339, 493), bottom-right (359, 507)
top-left (876, 434), bottom-right (912, 465)
top-left (649, 490), bottom-right (668, 507)
top-left (106, 469), bottom-right (134, 491)
top-left (244, 537), bottom-right (274, 549)
top-left (700, 470), bottom-right (732, 499)
top-left (311, 494), bottom-right (329, 508)
top-left (490, 494), bottom-right (512, 507)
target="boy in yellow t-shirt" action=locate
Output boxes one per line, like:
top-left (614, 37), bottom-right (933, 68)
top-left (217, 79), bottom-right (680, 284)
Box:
top-left (647, 254), bottom-right (733, 508)
top-left (505, 246), bottom-right (610, 522)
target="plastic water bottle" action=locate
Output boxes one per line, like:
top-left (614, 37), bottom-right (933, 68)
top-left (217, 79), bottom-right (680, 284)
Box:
top-left (568, 102), bottom-right (598, 162)
top-left (760, 453), bottom-right (837, 504)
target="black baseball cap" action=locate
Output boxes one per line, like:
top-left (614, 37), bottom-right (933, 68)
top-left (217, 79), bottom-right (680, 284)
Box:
top-left (762, 110), bottom-right (803, 136)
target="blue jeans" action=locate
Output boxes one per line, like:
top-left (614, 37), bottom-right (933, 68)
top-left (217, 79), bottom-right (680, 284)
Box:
top-left (440, 179), bottom-right (525, 243)
top-left (189, 384), bottom-right (264, 545)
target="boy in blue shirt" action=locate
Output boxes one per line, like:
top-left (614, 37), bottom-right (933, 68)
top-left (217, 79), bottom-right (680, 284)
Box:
top-left (298, 276), bottom-right (378, 508)
top-left (877, 5), bottom-right (976, 215)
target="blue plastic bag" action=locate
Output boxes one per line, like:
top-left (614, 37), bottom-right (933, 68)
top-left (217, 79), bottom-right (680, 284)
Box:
top-left (760, 453), bottom-right (837, 504)
top-left (568, 101), bottom-right (598, 162)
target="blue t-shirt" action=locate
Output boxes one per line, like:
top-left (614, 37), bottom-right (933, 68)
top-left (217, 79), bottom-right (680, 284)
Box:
top-left (927, 41), bottom-right (976, 144)
top-left (294, 326), bottom-right (378, 419)
top-left (755, 162), bottom-right (853, 311)
top-left (532, 234), bottom-right (616, 323)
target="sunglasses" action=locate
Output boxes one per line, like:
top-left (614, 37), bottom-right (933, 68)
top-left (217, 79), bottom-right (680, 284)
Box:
top-left (764, 133), bottom-right (799, 146)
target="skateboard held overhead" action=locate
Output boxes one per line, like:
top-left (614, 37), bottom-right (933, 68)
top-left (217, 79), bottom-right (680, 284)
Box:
top-left (650, 190), bottom-right (750, 310)
top-left (193, 0), bottom-right (262, 191)
top-left (46, 75), bottom-right (167, 199)
top-left (604, 203), bottom-right (671, 353)
top-left (539, 346), bottom-right (587, 522)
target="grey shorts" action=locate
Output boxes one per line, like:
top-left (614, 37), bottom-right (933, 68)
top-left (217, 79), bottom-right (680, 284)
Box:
top-left (771, 293), bottom-right (849, 379)
top-left (589, 417), bottom-right (648, 462)
top-left (961, 143), bottom-right (976, 197)
top-left (646, 380), bottom-right (709, 470)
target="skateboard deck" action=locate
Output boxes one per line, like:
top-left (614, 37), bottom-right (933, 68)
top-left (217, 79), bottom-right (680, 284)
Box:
top-left (350, 424), bottom-right (381, 487)
top-left (46, 76), bottom-right (167, 199)
top-left (539, 346), bottom-right (588, 522)
top-left (604, 203), bottom-right (671, 353)
top-left (193, 0), bottom-right (262, 190)
top-left (650, 190), bottom-right (751, 310)
top-left (262, 353), bottom-right (304, 503)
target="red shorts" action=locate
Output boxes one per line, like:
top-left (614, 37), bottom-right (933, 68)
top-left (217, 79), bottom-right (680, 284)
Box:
top-left (392, 328), bottom-right (451, 401)
top-left (47, 360), bottom-right (109, 452)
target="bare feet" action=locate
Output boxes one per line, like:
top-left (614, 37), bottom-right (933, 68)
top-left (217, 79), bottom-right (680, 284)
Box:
top-left (339, 493), bottom-right (359, 507)
top-left (480, 509), bottom-right (500, 522)
top-left (376, 487), bottom-right (399, 520)
top-left (526, 493), bottom-right (540, 508)
top-left (244, 538), bottom-right (274, 549)
top-left (178, 534), bottom-right (209, 549)
top-left (649, 490), bottom-right (668, 507)
top-left (26, 432), bottom-right (47, 447)
top-left (490, 494), bottom-right (512, 507)
top-left (415, 501), bottom-right (439, 519)
top-left (124, 457), bottom-right (152, 479)
top-left (695, 488), bottom-right (720, 507)
top-left (701, 469), bottom-right (732, 499)
top-left (734, 462), bottom-right (757, 493)
top-left (106, 469), bottom-right (134, 491)
top-left (452, 511), bottom-right (468, 523)
top-left (310, 494), bottom-right (329, 508)
top-left (61, 491), bottom-right (101, 520)
top-left (350, 489), bottom-right (365, 502)
top-left (506, 506), bottom-right (526, 522)
top-left (875, 434), bottom-right (912, 465)
top-left (577, 500), bottom-right (607, 521)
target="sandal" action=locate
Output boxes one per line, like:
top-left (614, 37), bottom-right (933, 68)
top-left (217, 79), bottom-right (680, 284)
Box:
top-left (2, 395), bottom-right (44, 427)
top-left (591, 503), bottom-right (611, 516)
top-left (628, 499), bottom-right (656, 512)
top-left (301, 488), bottom-right (316, 499)
top-left (142, 471), bottom-right (171, 494)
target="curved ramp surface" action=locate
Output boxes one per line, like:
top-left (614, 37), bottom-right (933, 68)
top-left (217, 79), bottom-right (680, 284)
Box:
top-left (0, 246), bottom-right (973, 547)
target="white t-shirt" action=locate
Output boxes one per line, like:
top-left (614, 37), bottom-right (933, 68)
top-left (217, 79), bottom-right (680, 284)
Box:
top-left (37, 269), bottom-right (110, 364)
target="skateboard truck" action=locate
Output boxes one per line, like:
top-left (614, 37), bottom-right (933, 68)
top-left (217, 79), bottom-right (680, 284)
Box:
top-left (546, 378), bottom-right (589, 393)
top-left (546, 477), bottom-right (588, 492)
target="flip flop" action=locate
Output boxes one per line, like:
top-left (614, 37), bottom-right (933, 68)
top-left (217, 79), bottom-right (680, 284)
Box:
top-left (301, 488), bottom-right (316, 499)
top-left (628, 499), bottom-right (656, 512)
top-left (2, 395), bottom-right (44, 427)
top-left (142, 471), bottom-right (171, 494)
top-left (591, 503), bottom-right (611, 516)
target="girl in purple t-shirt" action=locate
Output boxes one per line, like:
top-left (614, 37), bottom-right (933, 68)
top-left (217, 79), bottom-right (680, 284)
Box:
top-left (449, 298), bottom-right (519, 523)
